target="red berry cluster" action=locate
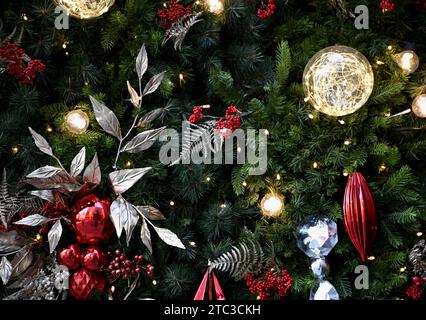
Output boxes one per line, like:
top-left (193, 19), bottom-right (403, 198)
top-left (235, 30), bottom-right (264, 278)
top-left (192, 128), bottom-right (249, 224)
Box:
top-left (406, 276), bottom-right (425, 301)
top-left (380, 0), bottom-right (395, 12)
top-left (189, 106), bottom-right (204, 124)
top-left (38, 202), bottom-right (67, 234)
top-left (105, 250), bottom-right (154, 281)
top-left (257, 0), bottom-right (276, 19)
top-left (157, 0), bottom-right (192, 29)
top-left (244, 270), bottom-right (293, 300)
top-left (215, 105), bottom-right (241, 136)
top-left (0, 42), bottom-right (45, 85)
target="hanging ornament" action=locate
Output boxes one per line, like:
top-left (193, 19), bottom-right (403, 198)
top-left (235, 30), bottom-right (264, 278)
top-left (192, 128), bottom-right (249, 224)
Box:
top-left (82, 246), bottom-right (107, 271)
top-left (296, 216), bottom-right (339, 300)
top-left (412, 94), bottom-right (426, 118)
top-left (53, 0), bottom-right (115, 19)
top-left (71, 194), bottom-right (114, 245)
top-left (194, 269), bottom-right (225, 300)
top-left (69, 268), bottom-right (106, 300)
top-left (205, 0), bottom-right (224, 14)
top-left (57, 244), bottom-right (82, 270)
top-left (303, 45), bottom-right (374, 117)
top-left (343, 171), bottom-right (377, 262)
top-left (260, 193), bottom-right (284, 217)
top-left (65, 110), bottom-right (90, 134)
top-left (395, 50), bottom-right (419, 74)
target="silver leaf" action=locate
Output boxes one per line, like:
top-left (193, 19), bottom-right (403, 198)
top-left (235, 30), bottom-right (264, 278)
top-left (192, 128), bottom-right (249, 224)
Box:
top-left (14, 214), bottom-right (50, 226)
top-left (70, 147), bottom-right (86, 177)
top-left (29, 190), bottom-right (55, 203)
top-left (109, 168), bottom-right (151, 195)
top-left (48, 220), bottom-right (62, 253)
top-left (110, 197), bottom-right (138, 245)
top-left (121, 127), bottom-right (166, 153)
top-left (137, 108), bottom-right (163, 127)
top-left (0, 230), bottom-right (26, 254)
top-left (28, 127), bottom-right (54, 157)
top-left (90, 96), bottom-right (122, 140)
top-left (127, 81), bottom-right (141, 108)
top-left (110, 197), bottom-right (124, 238)
top-left (142, 72), bottom-right (165, 96)
top-left (26, 172), bottom-right (81, 193)
top-left (0, 256), bottom-right (12, 285)
top-left (136, 206), bottom-right (165, 220)
top-left (26, 166), bottom-right (63, 179)
top-left (153, 226), bottom-right (185, 249)
top-left (11, 245), bottom-right (33, 277)
top-left (83, 153), bottom-right (101, 185)
top-left (136, 45), bottom-right (148, 80)
top-left (140, 218), bottom-right (152, 254)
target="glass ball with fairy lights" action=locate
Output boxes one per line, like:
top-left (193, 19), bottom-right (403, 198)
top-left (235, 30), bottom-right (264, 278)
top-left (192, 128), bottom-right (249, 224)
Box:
top-left (395, 50), bottom-right (419, 75)
top-left (412, 94), bottom-right (426, 118)
top-left (260, 193), bottom-right (284, 218)
top-left (303, 45), bottom-right (374, 117)
top-left (53, 0), bottom-right (115, 19)
top-left (65, 110), bottom-right (90, 134)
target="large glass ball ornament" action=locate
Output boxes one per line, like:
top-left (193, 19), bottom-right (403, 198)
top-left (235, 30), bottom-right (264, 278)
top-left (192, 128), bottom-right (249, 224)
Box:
top-left (412, 94), bottom-right (426, 118)
top-left (54, 0), bottom-right (115, 19)
top-left (260, 193), bottom-right (284, 217)
top-left (395, 50), bottom-right (419, 75)
top-left (65, 110), bottom-right (90, 134)
top-left (303, 45), bottom-right (374, 117)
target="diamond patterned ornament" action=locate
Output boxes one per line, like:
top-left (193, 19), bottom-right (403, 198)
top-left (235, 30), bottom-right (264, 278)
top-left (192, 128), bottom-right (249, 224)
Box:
top-left (310, 258), bottom-right (329, 278)
top-left (69, 268), bottom-right (105, 300)
top-left (309, 280), bottom-right (339, 300)
top-left (296, 216), bottom-right (338, 258)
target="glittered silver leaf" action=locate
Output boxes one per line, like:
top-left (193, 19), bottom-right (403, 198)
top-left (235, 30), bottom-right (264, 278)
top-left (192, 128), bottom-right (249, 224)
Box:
top-left (0, 230), bottom-right (26, 254)
top-left (48, 220), bottom-right (62, 253)
top-left (136, 45), bottom-right (148, 80)
top-left (153, 226), bottom-right (185, 249)
top-left (127, 81), bottom-right (141, 108)
top-left (27, 166), bottom-right (63, 179)
top-left (11, 245), bottom-right (33, 277)
top-left (137, 108), bottom-right (164, 127)
top-left (109, 168), bottom-right (151, 195)
top-left (26, 171), bottom-right (81, 193)
top-left (90, 96), bottom-right (122, 140)
top-left (28, 127), bottom-right (54, 157)
top-left (121, 127), bottom-right (166, 153)
top-left (14, 214), bottom-right (50, 226)
top-left (162, 12), bottom-right (203, 51)
top-left (70, 147), bottom-right (86, 177)
top-left (140, 218), bottom-right (152, 254)
top-left (83, 153), bottom-right (101, 185)
top-left (0, 256), bottom-right (12, 284)
top-left (29, 190), bottom-right (55, 203)
top-left (110, 198), bottom-right (124, 238)
top-left (142, 72), bottom-right (165, 96)
top-left (110, 196), bottom-right (138, 245)
top-left (136, 206), bottom-right (165, 220)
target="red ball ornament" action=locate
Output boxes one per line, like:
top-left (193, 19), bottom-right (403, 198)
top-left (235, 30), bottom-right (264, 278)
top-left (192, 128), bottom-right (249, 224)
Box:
top-left (57, 244), bottom-right (81, 270)
top-left (69, 268), bottom-right (106, 300)
top-left (343, 171), bottom-right (378, 262)
top-left (82, 246), bottom-right (107, 271)
top-left (71, 194), bottom-right (114, 244)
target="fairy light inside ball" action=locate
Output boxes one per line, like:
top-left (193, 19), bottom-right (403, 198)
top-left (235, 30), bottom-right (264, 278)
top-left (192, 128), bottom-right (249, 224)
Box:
top-left (53, 0), bottom-right (115, 19)
top-left (206, 0), bottom-right (224, 14)
top-left (396, 50), bottom-right (419, 74)
top-left (65, 110), bottom-right (90, 134)
top-left (412, 94), bottom-right (426, 118)
top-left (260, 193), bottom-right (284, 217)
top-left (303, 45), bottom-right (374, 117)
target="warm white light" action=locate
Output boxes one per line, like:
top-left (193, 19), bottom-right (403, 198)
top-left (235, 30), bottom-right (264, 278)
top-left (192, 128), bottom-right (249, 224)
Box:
top-left (65, 110), bottom-right (89, 134)
top-left (260, 193), bottom-right (284, 217)
top-left (206, 0), bottom-right (224, 14)
top-left (220, 203), bottom-right (227, 208)
top-left (189, 241), bottom-right (196, 246)
top-left (242, 181), bottom-right (247, 187)
top-left (387, 45), bottom-right (393, 51)
top-left (338, 120), bottom-right (345, 125)
top-left (396, 50), bottom-right (419, 74)
top-left (62, 42), bottom-right (67, 49)
top-left (312, 162), bottom-right (319, 169)
top-left (170, 201), bottom-right (175, 206)
top-left (237, 147), bottom-right (242, 153)
top-left (152, 280), bottom-right (157, 285)
top-left (376, 60), bottom-right (385, 65)
top-left (206, 177), bottom-right (211, 182)
top-left (344, 140), bottom-right (351, 146)
top-left (343, 171), bottom-right (348, 177)
top-left (303, 45), bottom-right (374, 117)
top-left (308, 113), bottom-right (315, 119)
top-left (417, 232), bottom-right (423, 237)
top-left (412, 94), bottom-right (426, 118)
top-left (22, 14), bottom-right (28, 21)
top-left (53, 0), bottom-right (115, 19)
top-left (367, 256), bottom-right (375, 261)
top-left (179, 73), bottom-right (184, 80)
top-left (276, 174), bottom-right (281, 180)
top-left (264, 129), bottom-right (269, 135)
top-left (11, 146), bottom-right (19, 154)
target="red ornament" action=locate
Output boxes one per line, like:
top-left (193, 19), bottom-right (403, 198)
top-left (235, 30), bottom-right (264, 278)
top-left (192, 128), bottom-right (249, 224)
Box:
top-left (57, 244), bottom-right (82, 270)
top-left (380, 0), bottom-right (395, 12)
top-left (71, 194), bottom-right (114, 244)
top-left (406, 283), bottom-right (423, 301)
top-left (82, 246), bottom-right (107, 271)
top-left (343, 171), bottom-right (378, 262)
top-left (257, 0), bottom-right (276, 19)
top-left (69, 268), bottom-right (106, 300)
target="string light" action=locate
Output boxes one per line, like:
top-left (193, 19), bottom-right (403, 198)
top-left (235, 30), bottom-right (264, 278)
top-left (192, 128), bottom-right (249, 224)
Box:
top-left (179, 73), bottom-right (184, 80)
top-left (35, 234), bottom-right (42, 241)
top-left (124, 160), bottom-right (134, 168)
top-left (110, 286), bottom-right (115, 293)
top-left (387, 45), bottom-right (393, 51)
top-left (260, 193), bottom-right (284, 217)
top-left (376, 60), bottom-right (385, 65)
top-left (195, 0), bottom-right (200, 4)
top-left (400, 267), bottom-right (406, 272)
top-left (344, 140), bottom-right (351, 146)
top-left (220, 203), bottom-right (227, 208)
top-left (65, 110), bottom-right (90, 134)
top-left (205, 0), bottom-right (224, 14)
top-left (189, 241), bottom-right (196, 246)
top-left (343, 171), bottom-right (349, 177)
top-left (163, 2), bottom-right (167, 7)
top-left (378, 164), bottom-right (387, 173)
top-left (169, 201), bottom-right (175, 206)
top-left (384, 111), bottom-right (391, 117)
top-left (21, 14), bottom-right (28, 21)
top-left (237, 146), bottom-right (242, 153)
top-left (65, 51), bottom-right (69, 56)
top-left (11, 145), bottom-right (19, 155)
top-left (308, 113), bottom-right (315, 119)
top-left (395, 50), bottom-right (419, 74)
top-left (46, 125), bottom-right (53, 133)
top-left (152, 280), bottom-right (158, 285)
top-left (62, 42), bottom-right (68, 49)
top-left (206, 177), bottom-right (211, 182)
top-left (276, 174), bottom-right (281, 180)
top-left (417, 232), bottom-right (423, 237)
top-left (312, 162), bottom-right (319, 169)
top-left (367, 256), bottom-right (375, 261)
top-left (264, 129), bottom-right (269, 136)
top-left (338, 119), bottom-right (345, 125)
top-left (242, 181), bottom-right (247, 187)
top-left (304, 97), bottom-right (310, 102)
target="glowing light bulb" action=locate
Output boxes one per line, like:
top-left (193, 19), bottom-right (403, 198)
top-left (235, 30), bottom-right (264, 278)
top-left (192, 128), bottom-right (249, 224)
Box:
top-left (376, 60), bottom-right (385, 65)
top-left (11, 146), bottom-right (19, 155)
top-left (206, 177), bottom-right (211, 182)
top-left (338, 119), bottom-right (345, 125)
top-left (242, 181), bottom-right (247, 187)
top-left (189, 241), bottom-right (196, 246)
top-left (367, 256), bottom-right (375, 261)
top-left (206, 0), bottom-right (224, 14)
top-left (46, 125), bottom-right (53, 133)
top-left (237, 146), bottom-right (242, 153)
top-left (396, 50), bottom-right (419, 74)
top-left (276, 174), bottom-right (281, 180)
top-left (308, 113), bottom-right (315, 119)
top-left (378, 164), bottom-right (387, 173)
top-left (170, 201), bottom-right (175, 206)
top-left (152, 280), bottom-right (157, 285)
top-left (264, 129), bottom-right (269, 136)
top-left (22, 14), bottom-right (28, 21)
top-left (179, 73), bottom-right (184, 80)
top-left (412, 94), bottom-right (426, 118)
top-left (387, 45), bottom-right (393, 51)
top-left (343, 171), bottom-right (349, 177)
top-left (312, 162), bottom-right (319, 169)
top-left (417, 232), bottom-right (423, 237)
top-left (344, 140), bottom-right (351, 146)
top-left (62, 42), bottom-right (68, 49)
top-left (260, 193), bottom-right (284, 217)
top-left (220, 203), bottom-right (227, 208)
top-left (65, 110), bottom-right (90, 134)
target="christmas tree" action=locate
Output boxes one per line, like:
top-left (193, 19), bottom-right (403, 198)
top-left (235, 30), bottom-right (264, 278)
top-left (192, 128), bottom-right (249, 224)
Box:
top-left (0, 0), bottom-right (425, 301)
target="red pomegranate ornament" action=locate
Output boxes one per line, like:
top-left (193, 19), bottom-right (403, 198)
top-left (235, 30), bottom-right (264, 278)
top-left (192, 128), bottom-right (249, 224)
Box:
top-left (71, 194), bottom-right (114, 245)
top-left (57, 244), bottom-right (81, 270)
top-left (343, 171), bottom-right (378, 261)
top-left (82, 246), bottom-right (107, 271)
top-left (69, 268), bottom-right (106, 300)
